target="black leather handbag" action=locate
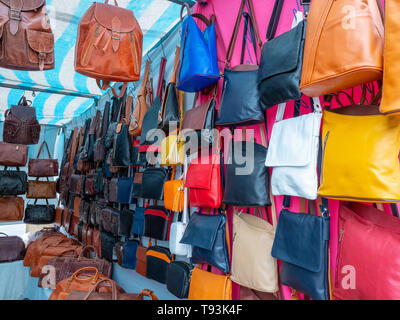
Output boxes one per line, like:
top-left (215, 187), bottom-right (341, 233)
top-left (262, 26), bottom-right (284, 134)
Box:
top-left (146, 245), bottom-right (173, 284)
top-left (79, 199), bottom-right (91, 225)
top-left (118, 207), bottom-right (134, 237)
top-left (24, 199), bottom-right (55, 224)
top-left (166, 261), bottom-right (193, 299)
top-left (223, 139), bottom-right (271, 207)
top-left (131, 172), bottom-right (143, 199)
top-left (140, 98), bottom-right (162, 148)
top-left (93, 167), bottom-right (105, 195)
top-left (143, 206), bottom-right (171, 241)
top-left (216, 0), bottom-right (264, 127)
top-left (93, 101), bottom-right (110, 163)
top-left (100, 231), bottom-right (116, 262)
top-left (81, 110), bottom-right (101, 162)
top-left (105, 96), bottom-right (123, 151)
top-left (271, 197), bottom-right (331, 300)
top-left (141, 168), bottom-right (169, 200)
top-left (0, 167), bottom-right (27, 196)
top-left (257, 0), bottom-right (307, 108)
top-left (180, 212), bottom-right (230, 274)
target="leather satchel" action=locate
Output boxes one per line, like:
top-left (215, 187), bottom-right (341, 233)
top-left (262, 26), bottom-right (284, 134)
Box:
top-left (0, 142), bottom-right (28, 167)
top-left (94, 102), bottom-right (110, 163)
top-left (118, 207), bottom-right (133, 237)
top-left (24, 199), bottom-right (56, 225)
top-left (131, 171), bottom-right (143, 199)
top-left (0, 167), bottom-right (27, 196)
top-left (3, 96), bottom-right (41, 145)
top-left (164, 166), bottom-right (184, 212)
top-left (166, 261), bottom-right (193, 299)
top-left (108, 177), bottom-right (118, 203)
top-left (180, 212), bottom-right (230, 274)
top-left (0, 232), bottom-right (25, 263)
top-left (258, 2), bottom-right (307, 108)
top-left (121, 239), bottom-right (140, 269)
top-left (100, 206), bottom-right (120, 236)
top-left (26, 179), bottom-right (57, 199)
top-left (75, 0), bottom-right (143, 97)
top-left (0, 0), bottom-right (55, 71)
top-left (131, 206), bottom-right (145, 236)
top-left (100, 231), bottom-right (116, 262)
top-left (0, 197), bottom-right (24, 221)
top-left (146, 245), bottom-right (173, 284)
top-left (136, 237), bottom-right (151, 277)
top-left (28, 141), bottom-right (58, 177)
top-left (143, 206), bottom-right (172, 241)
top-left (216, 0), bottom-right (264, 127)
top-left (299, 0), bottom-right (384, 97)
top-left (141, 168), bottom-right (169, 200)
top-left (271, 197), bottom-right (331, 300)
top-left (117, 177), bottom-right (134, 204)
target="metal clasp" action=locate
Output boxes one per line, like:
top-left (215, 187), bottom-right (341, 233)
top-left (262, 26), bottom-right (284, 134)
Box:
top-left (9, 8), bottom-right (21, 21)
top-left (111, 29), bottom-right (120, 40)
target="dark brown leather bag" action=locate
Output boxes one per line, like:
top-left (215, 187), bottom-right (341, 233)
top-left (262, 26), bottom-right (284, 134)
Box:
top-left (26, 179), bottom-right (57, 199)
top-left (92, 228), bottom-right (102, 258)
top-left (28, 141), bottom-right (59, 177)
top-left (136, 237), bottom-right (151, 277)
top-left (0, 142), bottom-right (28, 166)
top-left (0, 196), bottom-right (24, 221)
top-left (108, 177), bottom-right (118, 203)
top-left (75, 0), bottom-right (143, 97)
top-left (0, 232), bottom-right (25, 262)
top-left (3, 96), bottom-right (41, 145)
top-left (0, 0), bottom-right (55, 71)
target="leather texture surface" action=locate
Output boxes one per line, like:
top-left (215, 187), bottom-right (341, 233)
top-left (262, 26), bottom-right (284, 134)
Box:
top-left (0, 233), bottom-right (25, 262)
top-left (117, 177), bottom-right (134, 204)
top-left (146, 246), bottom-right (172, 284)
top-left (26, 180), bottom-right (57, 199)
top-left (24, 204), bottom-right (55, 224)
top-left (131, 206), bottom-right (145, 236)
top-left (0, 142), bottom-right (28, 166)
top-left (121, 240), bottom-right (139, 269)
top-left (143, 206), bottom-right (171, 241)
top-left (299, 0), bottom-right (384, 96)
top-left (0, 169), bottom-right (27, 195)
top-left (141, 168), bottom-right (168, 200)
top-left (188, 267), bottom-right (232, 300)
top-left (0, 197), bottom-right (24, 221)
top-left (166, 261), bottom-right (192, 299)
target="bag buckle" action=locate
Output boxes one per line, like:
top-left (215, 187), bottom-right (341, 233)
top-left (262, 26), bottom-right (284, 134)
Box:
top-left (111, 30), bottom-right (120, 40)
top-left (9, 8), bottom-right (21, 21)
top-left (38, 52), bottom-right (47, 60)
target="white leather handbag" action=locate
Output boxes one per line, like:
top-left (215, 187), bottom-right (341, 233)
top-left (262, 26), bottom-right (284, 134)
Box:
top-left (265, 97), bottom-right (322, 200)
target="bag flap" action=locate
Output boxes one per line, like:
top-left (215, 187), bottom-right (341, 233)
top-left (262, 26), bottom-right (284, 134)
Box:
top-left (181, 99), bottom-right (214, 131)
top-left (0, 0), bottom-right (44, 11)
top-left (258, 20), bottom-right (305, 82)
top-left (26, 30), bottom-right (54, 54)
top-left (185, 154), bottom-right (219, 190)
top-left (94, 2), bottom-right (137, 33)
top-left (266, 112), bottom-right (322, 167)
top-left (180, 212), bottom-right (225, 251)
top-left (271, 210), bottom-right (330, 272)
top-left (145, 206), bottom-right (169, 220)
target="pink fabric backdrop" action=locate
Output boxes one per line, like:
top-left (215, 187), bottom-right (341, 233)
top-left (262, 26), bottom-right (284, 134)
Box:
top-left (192, 0), bottom-right (391, 300)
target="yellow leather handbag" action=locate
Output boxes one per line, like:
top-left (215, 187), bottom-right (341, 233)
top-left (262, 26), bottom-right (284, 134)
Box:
top-left (164, 167), bottom-right (185, 212)
top-left (318, 90), bottom-right (400, 202)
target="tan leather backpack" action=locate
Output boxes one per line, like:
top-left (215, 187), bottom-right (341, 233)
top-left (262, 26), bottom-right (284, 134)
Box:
top-left (0, 0), bottom-right (55, 71)
top-left (75, 0), bottom-right (143, 97)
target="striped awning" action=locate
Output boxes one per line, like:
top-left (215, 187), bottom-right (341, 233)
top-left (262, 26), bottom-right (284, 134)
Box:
top-left (0, 0), bottom-right (182, 126)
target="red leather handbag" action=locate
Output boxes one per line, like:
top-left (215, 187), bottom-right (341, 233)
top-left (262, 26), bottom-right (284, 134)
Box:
top-left (184, 153), bottom-right (222, 208)
top-left (334, 203), bottom-right (400, 300)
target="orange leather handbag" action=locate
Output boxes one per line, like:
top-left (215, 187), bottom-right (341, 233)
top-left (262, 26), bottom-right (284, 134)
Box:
top-left (299, 0), bottom-right (384, 97)
top-left (75, 0), bottom-right (143, 97)
top-left (164, 167), bottom-right (185, 212)
top-left (380, 0), bottom-right (400, 114)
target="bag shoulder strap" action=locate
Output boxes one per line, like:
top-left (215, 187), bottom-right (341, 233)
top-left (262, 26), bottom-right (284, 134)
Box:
top-left (266, 0), bottom-right (284, 41)
top-left (170, 46), bottom-right (181, 84)
top-left (36, 141), bottom-right (53, 159)
top-left (156, 57), bottom-right (167, 103)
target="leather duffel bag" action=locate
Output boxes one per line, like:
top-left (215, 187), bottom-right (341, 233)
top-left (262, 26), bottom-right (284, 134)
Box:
top-left (28, 141), bottom-right (59, 177)
top-left (0, 197), bottom-right (24, 221)
top-left (0, 142), bottom-right (28, 166)
top-left (75, 0), bottom-right (143, 97)
top-left (0, 167), bottom-right (27, 196)
top-left (0, 232), bottom-right (25, 262)
top-left (26, 179), bottom-right (57, 199)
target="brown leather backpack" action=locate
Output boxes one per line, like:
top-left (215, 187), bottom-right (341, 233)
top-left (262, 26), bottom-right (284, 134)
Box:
top-left (75, 0), bottom-right (143, 97)
top-left (0, 0), bottom-right (54, 71)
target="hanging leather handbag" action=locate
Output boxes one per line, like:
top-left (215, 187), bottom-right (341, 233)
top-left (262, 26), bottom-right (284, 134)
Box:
top-left (265, 98), bottom-right (322, 200)
top-left (177, 5), bottom-right (220, 92)
top-left (231, 208), bottom-right (279, 293)
top-left (100, 232), bottom-right (116, 262)
top-left (143, 206), bottom-right (172, 241)
top-left (334, 203), bottom-right (400, 300)
top-left (141, 168), bottom-right (169, 200)
top-left (79, 199), bottom-right (91, 225)
top-left (0, 0), bottom-right (55, 71)
top-left (81, 111), bottom-right (101, 163)
top-left (185, 153), bottom-right (222, 208)
top-left (74, 197), bottom-right (82, 219)
top-left (131, 206), bottom-right (145, 236)
top-left (94, 103), bottom-right (110, 163)
top-left (271, 197), bottom-right (331, 300)
top-left (121, 240), bottom-right (140, 269)
top-left (93, 167), bottom-right (105, 195)
top-left (26, 179), bottom-right (57, 199)
top-left (0, 167), bottom-right (27, 196)
top-left (100, 207), bottom-right (119, 236)
top-left (166, 261), bottom-right (193, 299)
top-left (112, 95), bottom-right (133, 167)
top-left (69, 174), bottom-right (82, 195)
top-left (180, 212), bottom-right (230, 273)
top-left (188, 266), bottom-right (232, 300)
top-left (0, 197), bottom-right (24, 221)
top-left (108, 177), bottom-right (119, 203)
top-left (223, 128), bottom-right (271, 207)
top-left (84, 172), bottom-right (96, 196)
top-left (0, 233), bottom-right (25, 262)
top-left (135, 237), bottom-right (150, 277)
top-left (139, 98), bottom-right (163, 152)
top-left (28, 141), bottom-right (59, 177)
top-left (117, 176), bottom-right (134, 204)
top-left (169, 211), bottom-right (191, 257)
top-left (164, 166), bottom-right (184, 212)
top-left (105, 97), bottom-right (122, 151)
top-left (0, 142), bottom-right (28, 167)
top-left (3, 96), bottom-right (41, 145)
top-left (299, 0), bottom-right (384, 97)
top-left (129, 60), bottom-right (151, 137)
top-left (131, 171), bottom-right (143, 199)
top-left (146, 245), bottom-right (173, 284)
top-left (216, 0), bottom-right (264, 127)
top-left (118, 207), bottom-right (134, 237)
top-left (24, 199), bottom-right (56, 225)
top-left (75, 0), bottom-right (143, 97)
top-left (258, 1), bottom-right (307, 108)
top-left (318, 89), bottom-right (400, 202)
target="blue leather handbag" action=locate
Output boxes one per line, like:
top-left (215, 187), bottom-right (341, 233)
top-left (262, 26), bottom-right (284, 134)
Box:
top-left (131, 207), bottom-right (145, 236)
top-left (271, 197), bottom-right (330, 300)
top-left (180, 212), bottom-right (230, 273)
top-left (117, 177), bottom-right (134, 204)
top-left (122, 240), bottom-right (140, 269)
top-left (176, 4), bottom-right (220, 93)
